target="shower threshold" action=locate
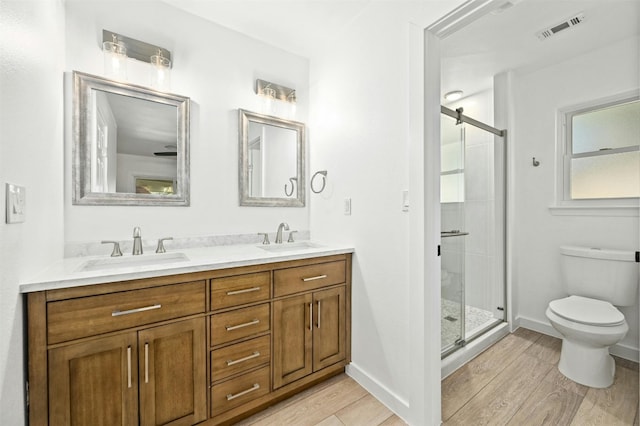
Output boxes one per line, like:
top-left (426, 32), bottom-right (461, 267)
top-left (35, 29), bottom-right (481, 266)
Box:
top-left (441, 299), bottom-right (502, 357)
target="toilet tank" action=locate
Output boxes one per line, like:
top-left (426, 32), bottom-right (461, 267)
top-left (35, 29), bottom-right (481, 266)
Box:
top-left (560, 246), bottom-right (639, 306)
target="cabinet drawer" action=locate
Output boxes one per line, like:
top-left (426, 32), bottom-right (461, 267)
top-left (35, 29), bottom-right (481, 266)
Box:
top-left (211, 335), bottom-right (270, 382)
top-left (211, 366), bottom-right (270, 417)
top-left (47, 281), bottom-right (206, 344)
top-left (211, 272), bottom-right (270, 311)
top-left (274, 261), bottom-right (346, 297)
top-left (210, 303), bottom-right (270, 346)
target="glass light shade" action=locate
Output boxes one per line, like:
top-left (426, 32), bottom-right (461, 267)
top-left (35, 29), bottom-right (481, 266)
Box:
top-left (150, 52), bottom-right (171, 91)
top-left (102, 40), bottom-right (127, 80)
top-left (260, 87), bottom-right (276, 115)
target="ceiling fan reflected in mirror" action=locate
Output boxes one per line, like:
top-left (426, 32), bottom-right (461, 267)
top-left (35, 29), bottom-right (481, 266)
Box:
top-left (154, 144), bottom-right (177, 157)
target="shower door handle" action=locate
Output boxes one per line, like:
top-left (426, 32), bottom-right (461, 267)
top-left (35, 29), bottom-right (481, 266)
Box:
top-left (441, 231), bottom-right (469, 238)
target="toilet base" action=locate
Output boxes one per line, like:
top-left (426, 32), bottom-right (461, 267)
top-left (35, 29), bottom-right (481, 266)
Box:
top-left (558, 338), bottom-right (615, 388)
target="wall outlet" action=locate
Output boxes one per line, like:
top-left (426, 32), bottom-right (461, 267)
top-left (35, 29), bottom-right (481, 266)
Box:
top-left (6, 183), bottom-right (26, 224)
top-left (343, 198), bottom-right (352, 216)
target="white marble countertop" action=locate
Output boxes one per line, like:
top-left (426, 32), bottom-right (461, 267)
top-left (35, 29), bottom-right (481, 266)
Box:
top-left (19, 241), bottom-right (354, 293)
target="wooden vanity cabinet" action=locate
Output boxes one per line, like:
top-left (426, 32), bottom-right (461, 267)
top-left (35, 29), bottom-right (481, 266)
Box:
top-left (206, 255), bottom-right (351, 426)
top-left (27, 253), bottom-right (351, 426)
top-left (272, 263), bottom-right (347, 389)
top-left (28, 279), bottom-right (208, 426)
top-left (48, 318), bottom-right (206, 426)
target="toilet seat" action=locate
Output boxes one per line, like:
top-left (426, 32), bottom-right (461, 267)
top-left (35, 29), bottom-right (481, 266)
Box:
top-left (549, 295), bottom-right (625, 326)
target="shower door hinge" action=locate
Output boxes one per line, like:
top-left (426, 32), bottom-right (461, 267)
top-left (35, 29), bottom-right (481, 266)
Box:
top-left (455, 338), bottom-right (466, 347)
top-left (437, 245), bottom-right (441, 256)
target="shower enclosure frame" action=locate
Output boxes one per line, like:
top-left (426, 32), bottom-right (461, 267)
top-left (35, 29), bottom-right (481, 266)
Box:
top-left (440, 105), bottom-right (508, 359)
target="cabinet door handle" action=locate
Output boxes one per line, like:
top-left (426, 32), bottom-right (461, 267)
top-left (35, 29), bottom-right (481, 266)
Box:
top-left (112, 304), bottom-right (161, 317)
top-left (302, 275), bottom-right (327, 282)
top-left (225, 319), bottom-right (260, 331)
top-left (144, 343), bottom-right (149, 384)
top-left (317, 300), bottom-right (321, 329)
top-left (226, 351), bottom-right (260, 366)
top-left (226, 287), bottom-right (261, 296)
top-left (127, 346), bottom-right (132, 389)
top-left (226, 383), bottom-right (260, 401)
top-left (309, 303), bottom-right (313, 331)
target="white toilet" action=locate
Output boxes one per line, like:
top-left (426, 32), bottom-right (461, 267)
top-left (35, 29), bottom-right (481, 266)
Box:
top-left (545, 246), bottom-right (638, 388)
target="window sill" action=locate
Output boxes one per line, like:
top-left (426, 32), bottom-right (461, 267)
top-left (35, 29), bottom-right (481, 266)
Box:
top-left (549, 204), bottom-right (639, 217)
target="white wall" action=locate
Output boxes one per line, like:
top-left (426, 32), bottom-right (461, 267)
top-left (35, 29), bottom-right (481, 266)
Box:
top-left (0, 1), bottom-right (66, 424)
top-left (64, 1), bottom-right (310, 247)
top-left (513, 36), bottom-right (640, 358)
top-left (309, 2), bottom-right (463, 423)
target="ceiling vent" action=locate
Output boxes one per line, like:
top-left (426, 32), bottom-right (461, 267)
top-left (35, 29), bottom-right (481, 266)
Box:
top-left (536, 12), bottom-right (586, 41)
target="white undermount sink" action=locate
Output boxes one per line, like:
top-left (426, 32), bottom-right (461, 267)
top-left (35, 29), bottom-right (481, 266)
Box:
top-left (77, 252), bottom-right (190, 272)
top-left (258, 241), bottom-right (322, 252)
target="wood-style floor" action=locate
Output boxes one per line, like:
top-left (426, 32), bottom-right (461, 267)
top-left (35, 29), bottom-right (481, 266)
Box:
top-left (442, 328), bottom-right (639, 426)
top-left (236, 373), bottom-right (406, 426)
top-left (237, 328), bottom-right (639, 425)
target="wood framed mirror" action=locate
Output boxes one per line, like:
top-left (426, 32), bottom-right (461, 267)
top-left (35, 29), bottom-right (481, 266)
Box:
top-left (239, 109), bottom-right (305, 207)
top-left (72, 71), bottom-right (190, 206)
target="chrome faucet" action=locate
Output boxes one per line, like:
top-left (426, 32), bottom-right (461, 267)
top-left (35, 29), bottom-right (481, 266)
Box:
top-left (132, 227), bottom-right (143, 255)
top-left (275, 222), bottom-right (290, 244)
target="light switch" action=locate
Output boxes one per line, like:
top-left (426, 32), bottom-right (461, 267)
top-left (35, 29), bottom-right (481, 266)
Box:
top-left (6, 183), bottom-right (25, 224)
top-left (343, 198), bottom-right (352, 216)
top-left (402, 189), bottom-right (409, 212)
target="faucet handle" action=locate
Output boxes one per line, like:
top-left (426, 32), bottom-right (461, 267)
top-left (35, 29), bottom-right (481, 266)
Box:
top-left (258, 233), bottom-right (270, 245)
top-left (287, 231), bottom-right (298, 243)
top-left (101, 240), bottom-right (123, 257)
top-left (156, 237), bottom-right (173, 253)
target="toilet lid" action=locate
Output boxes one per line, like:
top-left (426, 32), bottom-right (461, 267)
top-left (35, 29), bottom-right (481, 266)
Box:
top-left (549, 296), bottom-right (625, 326)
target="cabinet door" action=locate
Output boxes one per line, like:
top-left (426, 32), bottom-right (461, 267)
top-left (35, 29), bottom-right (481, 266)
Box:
top-left (138, 318), bottom-right (206, 426)
top-left (313, 286), bottom-right (346, 371)
top-left (48, 332), bottom-right (139, 426)
top-left (273, 293), bottom-right (313, 389)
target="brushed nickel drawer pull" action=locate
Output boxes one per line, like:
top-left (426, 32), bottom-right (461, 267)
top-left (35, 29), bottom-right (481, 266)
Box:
top-left (226, 287), bottom-right (261, 296)
top-left (309, 303), bottom-right (313, 331)
top-left (112, 304), bottom-right (162, 317)
top-left (225, 319), bottom-right (260, 331)
top-left (317, 300), bottom-right (321, 329)
top-left (127, 346), bottom-right (132, 389)
top-left (144, 343), bottom-right (149, 384)
top-left (302, 275), bottom-right (327, 282)
top-left (226, 351), bottom-right (260, 366)
top-left (226, 383), bottom-right (260, 401)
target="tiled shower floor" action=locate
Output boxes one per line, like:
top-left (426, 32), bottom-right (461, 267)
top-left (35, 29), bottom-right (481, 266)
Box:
top-left (441, 298), bottom-right (496, 348)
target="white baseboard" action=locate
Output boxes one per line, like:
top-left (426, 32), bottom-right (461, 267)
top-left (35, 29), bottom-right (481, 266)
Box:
top-left (345, 363), bottom-right (410, 422)
top-left (517, 315), bottom-right (639, 363)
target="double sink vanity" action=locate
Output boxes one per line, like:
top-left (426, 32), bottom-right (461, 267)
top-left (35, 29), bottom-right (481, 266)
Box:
top-left (22, 239), bottom-right (353, 425)
top-left (25, 68), bottom-right (344, 424)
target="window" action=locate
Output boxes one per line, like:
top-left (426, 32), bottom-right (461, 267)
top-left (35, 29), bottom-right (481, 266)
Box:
top-left (561, 93), bottom-right (639, 203)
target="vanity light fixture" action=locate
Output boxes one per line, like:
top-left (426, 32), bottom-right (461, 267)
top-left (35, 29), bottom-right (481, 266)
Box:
top-left (255, 79), bottom-right (297, 119)
top-left (444, 90), bottom-right (464, 101)
top-left (102, 34), bottom-right (128, 80)
top-left (102, 30), bottom-right (172, 88)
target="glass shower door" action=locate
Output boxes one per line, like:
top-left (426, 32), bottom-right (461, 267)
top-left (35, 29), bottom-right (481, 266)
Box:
top-left (440, 107), bottom-right (506, 359)
top-left (440, 115), bottom-right (466, 355)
